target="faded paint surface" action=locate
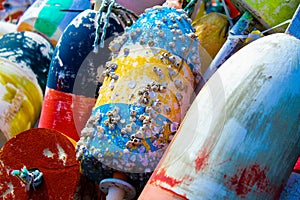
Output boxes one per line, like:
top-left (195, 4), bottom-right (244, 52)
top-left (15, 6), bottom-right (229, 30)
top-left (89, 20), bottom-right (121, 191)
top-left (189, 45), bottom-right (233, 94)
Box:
top-left (140, 33), bottom-right (300, 199)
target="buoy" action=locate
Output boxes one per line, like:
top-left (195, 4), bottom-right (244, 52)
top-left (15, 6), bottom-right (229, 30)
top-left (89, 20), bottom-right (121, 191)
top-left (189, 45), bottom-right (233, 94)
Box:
top-left (38, 2), bottom-right (137, 141)
top-left (192, 12), bottom-right (229, 59)
top-left (76, 2), bottom-right (204, 198)
top-left (0, 21), bottom-right (17, 37)
top-left (0, 0), bottom-right (34, 21)
top-left (0, 31), bottom-right (54, 91)
top-left (17, 0), bottom-right (91, 46)
top-left (280, 172), bottom-right (300, 200)
top-left (231, 0), bottom-right (299, 32)
top-left (0, 128), bottom-right (80, 199)
top-left (138, 32), bottom-right (300, 199)
top-left (0, 58), bottom-right (43, 147)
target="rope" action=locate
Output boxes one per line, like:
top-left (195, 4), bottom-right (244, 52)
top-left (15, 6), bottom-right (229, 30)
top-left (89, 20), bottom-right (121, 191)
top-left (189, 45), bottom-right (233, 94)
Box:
top-left (92, 0), bottom-right (138, 53)
top-left (227, 18), bottom-right (292, 43)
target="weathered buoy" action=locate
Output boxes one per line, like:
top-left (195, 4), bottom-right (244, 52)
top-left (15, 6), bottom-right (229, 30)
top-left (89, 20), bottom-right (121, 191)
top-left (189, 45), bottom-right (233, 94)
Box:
top-left (192, 12), bottom-right (229, 59)
top-left (0, 58), bottom-right (42, 147)
top-left (76, 4), bottom-right (203, 197)
top-left (38, 4), bottom-right (137, 141)
top-left (280, 172), bottom-right (300, 200)
top-left (138, 33), bottom-right (300, 199)
top-left (17, 0), bottom-right (91, 46)
top-left (231, 0), bottom-right (299, 32)
top-left (0, 128), bottom-right (80, 199)
top-left (0, 31), bottom-right (54, 91)
top-left (0, 21), bottom-right (17, 37)
top-left (0, 0), bottom-right (34, 21)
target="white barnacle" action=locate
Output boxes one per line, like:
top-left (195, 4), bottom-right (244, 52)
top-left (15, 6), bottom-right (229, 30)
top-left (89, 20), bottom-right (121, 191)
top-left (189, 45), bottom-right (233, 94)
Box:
top-left (125, 124), bottom-right (133, 133)
top-left (108, 41), bottom-right (121, 52)
top-left (126, 141), bottom-right (133, 148)
top-left (176, 29), bottom-right (182, 35)
top-left (135, 131), bottom-right (145, 138)
top-left (111, 74), bottom-right (119, 80)
top-left (179, 35), bottom-right (185, 42)
top-left (164, 105), bottom-right (171, 114)
top-left (176, 92), bottom-right (183, 102)
top-left (168, 55), bottom-right (176, 63)
top-left (158, 30), bottom-right (164, 37)
top-left (139, 37), bottom-right (145, 45)
top-left (121, 128), bottom-right (127, 134)
top-left (169, 42), bottom-right (175, 48)
top-left (103, 119), bottom-right (110, 126)
top-left (123, 48), bottom-right (130, 56)
top-left (148, 40), bottom-right (154, 47)
top-left (145, 106), bottom-right (152, 113)
top-left (130, 116), bottom-right (137, 122)
top-left (97, 126), bottom-right (105, 134)
top-left (174, 79), bottom-right (184, 90)
top-left (108, 79), bottom-right (115, 90)
top-left (130, 110), bottom-right (137, 116)
top-left (108, 124), bottom-right (115, 130)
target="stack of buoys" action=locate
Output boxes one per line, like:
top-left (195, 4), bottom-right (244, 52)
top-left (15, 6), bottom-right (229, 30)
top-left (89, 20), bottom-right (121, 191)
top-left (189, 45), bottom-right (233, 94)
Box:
top-left (16, 0), bottom-right (91, 46)
top-left (38, 2), bottom-right (138, 141)
top-left (0, 128), bottom-right (81, 199)
top-left (0, 31), bottom-right (54, 146)
top-left (138, 31), bottom-right (300, 199)
top-left (76, 4), bottom-right (204, 198)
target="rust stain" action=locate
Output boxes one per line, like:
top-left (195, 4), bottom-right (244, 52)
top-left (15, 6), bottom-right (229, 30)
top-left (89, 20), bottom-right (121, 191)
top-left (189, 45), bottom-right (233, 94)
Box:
top-left (195, 149), bottom-right (209, 172)
top-left (150, 168), bottom-right (183, 187)
top-left (227, 164), bottom-right (270, 198)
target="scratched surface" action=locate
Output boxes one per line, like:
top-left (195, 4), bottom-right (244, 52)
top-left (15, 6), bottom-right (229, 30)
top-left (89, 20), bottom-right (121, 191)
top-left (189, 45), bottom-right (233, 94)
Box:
top-left (140, 33), bottom-right (300, 199)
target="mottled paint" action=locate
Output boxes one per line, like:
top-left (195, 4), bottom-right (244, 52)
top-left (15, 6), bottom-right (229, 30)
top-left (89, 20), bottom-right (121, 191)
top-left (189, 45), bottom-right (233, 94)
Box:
top-left (231, 0), bottom-right (299, 32)
top-left (0, 31), bottom-right (54, 91)
top-left (139, 33), bottom-right (300, 199)
top-left (17, 0), bottom-right (91, 46)
top-left (0, 58), bottom-right (42, 146)
top-left (280, 172), bottom-right (300, 200)
top-left (39, 8), bottom-right (136, 141)
top-left (76, 6), bottom-right (202, 195)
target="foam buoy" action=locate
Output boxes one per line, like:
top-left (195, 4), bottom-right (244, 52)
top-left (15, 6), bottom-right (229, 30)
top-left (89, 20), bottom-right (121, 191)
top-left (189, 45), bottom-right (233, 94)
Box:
top-left (17, 0), bottom-right (91, 46)
top-left (192, 12), bottom-right (229, 58)
top-left (0, 128), bottom-right (80, 199)
top-left (0, 58), bottom-right (42, 147)
top-left (0, 31), bottom-right (54, 91)
top-left (231, 0), bottom-right (299, 32)
top-left (0, 21), bottom-right (17, 37)
top-left (280, 172), bottom-right (300, 200)
top-left (0, 0), bottom-right (34, 21)
top-left (138, 33), bottom-right (300, 199)
top-left (76, 3), bottom-right (204, 197)
top-left (38, 3), bottom-right (137, 141)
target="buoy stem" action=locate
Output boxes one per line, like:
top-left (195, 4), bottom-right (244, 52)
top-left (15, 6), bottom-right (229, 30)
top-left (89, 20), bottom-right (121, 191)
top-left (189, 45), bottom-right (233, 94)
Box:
top-left (106, 186), bottom-right (126, 200)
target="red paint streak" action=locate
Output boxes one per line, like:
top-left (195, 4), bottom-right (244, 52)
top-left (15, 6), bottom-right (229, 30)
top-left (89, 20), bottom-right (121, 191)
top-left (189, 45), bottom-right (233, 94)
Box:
top-left (160, 186), bottom-right (189, 200)
top-left (150, 169), bottom-right (183, 187)
top-left (217, 157), bottom-right (233, 166)
top-left (195, 149), bottom-right (209, 172)
top-left (228, 164), bottom-right (270, 198)
top-left (293, 157), bottom-right (300, 172)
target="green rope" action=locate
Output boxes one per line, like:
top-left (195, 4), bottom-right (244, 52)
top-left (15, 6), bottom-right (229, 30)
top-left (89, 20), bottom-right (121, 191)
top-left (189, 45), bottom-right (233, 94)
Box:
top-left (183, 0), bottom-right (198, 17)
top-left (93, 0), bottom-right (138, 52)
